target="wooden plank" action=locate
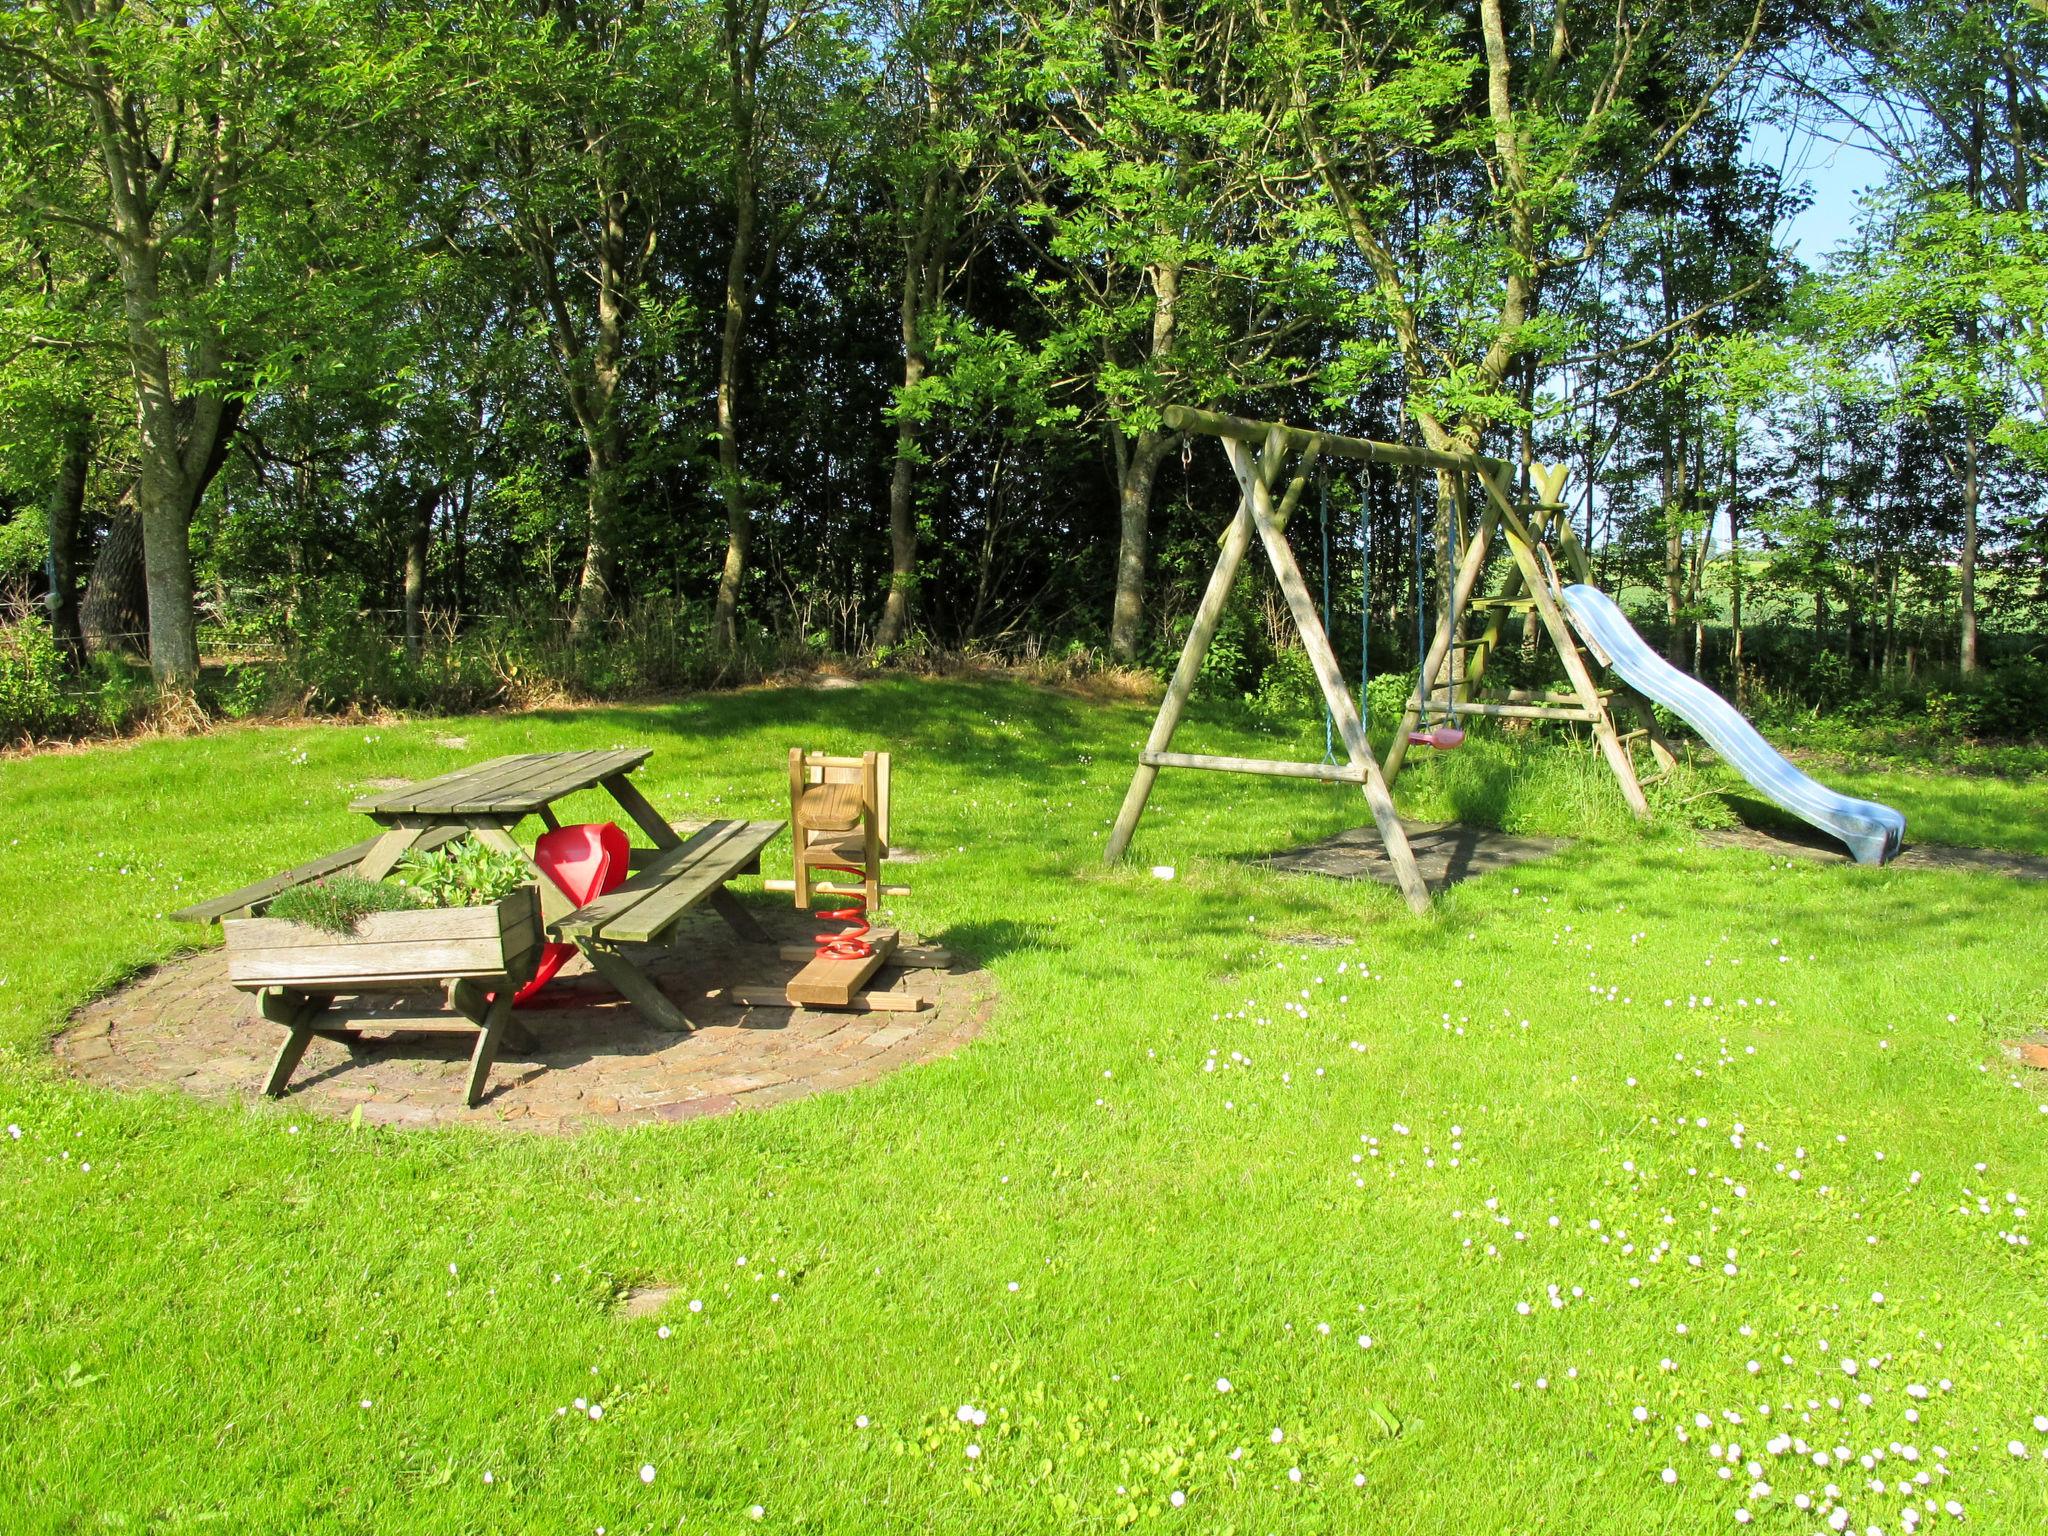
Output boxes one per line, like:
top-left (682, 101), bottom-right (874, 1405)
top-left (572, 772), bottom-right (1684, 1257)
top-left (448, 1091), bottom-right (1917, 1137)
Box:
top-left (797, 780), bottom-right (864, 831)
top-left (1444, 700), bottom-right (1599, 722)
top-left (224, 902), bottom-right (513, 950)
top-left (575, 820), bottom-right (784, 946)
top-left (707, 888), bottom-right (770, 944)
top-left (226, 935), bottom-right (530, 987)
top-left (1242, 436), bottom-right (1433, 916)
top-left (729, 987), bottom-right (931, 1014)
top-left (601, 770), bottom-right (680, 848)
top-left (435, 750), bottom-right (614, 814)
top-left (475, 748), bottom-right (651, 813)
top-left (554, 819), bottom-right (751, 940)
top-left (777, 942), bottom-right (951, 967)
top-left (798, 834), bottom-right (897, 866)
top-left (226, 906), bottom-right (538, 988)
top-left (348, 754), bottom-right (546, 815)
top-left (170, 827), bottom-right (470, 925)
top-left (1140, 750), bottom-right (1367, 783)
top-left (464, 989), bottom-right (513, 1107)
top-left (1470, 465), bottom-right (1649, 818)
top-left (763, 878), bottom-right (910, 897)
top-left (577, 944), bottom-right (691, 1031)
top-left (602, 823), bottom-right (779, 944)
top-left (786, 929), bottom-right (899, 1007)
top-left (1162, 404), bottom-right (1512, 478)
top-left (356, 826), bottom-right (427, 882)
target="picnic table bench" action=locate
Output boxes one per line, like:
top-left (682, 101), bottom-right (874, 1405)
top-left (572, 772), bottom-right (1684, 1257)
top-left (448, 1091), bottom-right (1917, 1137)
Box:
top-left (173, 749), bottom-right (786, 1103)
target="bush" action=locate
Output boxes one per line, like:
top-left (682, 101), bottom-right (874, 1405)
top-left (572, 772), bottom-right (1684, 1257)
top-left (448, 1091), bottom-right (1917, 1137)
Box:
top-left (0, 615), bottom-right (74, 742)
top-left (1246, 647), bottom-right (1323, 733)
top-left (1365, 671), bottom-right (1413, 732)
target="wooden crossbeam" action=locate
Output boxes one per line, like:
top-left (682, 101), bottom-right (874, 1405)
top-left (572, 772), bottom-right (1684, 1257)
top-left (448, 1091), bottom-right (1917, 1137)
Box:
top-left (1139, 751), bottom-right (1367, 783)
top-left (1444, 701), bottom-right (1600, 723)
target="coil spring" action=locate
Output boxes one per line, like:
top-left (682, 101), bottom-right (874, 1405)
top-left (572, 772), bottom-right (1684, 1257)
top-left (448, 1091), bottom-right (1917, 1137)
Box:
top-left (811, 863), bottom-right (873, 959)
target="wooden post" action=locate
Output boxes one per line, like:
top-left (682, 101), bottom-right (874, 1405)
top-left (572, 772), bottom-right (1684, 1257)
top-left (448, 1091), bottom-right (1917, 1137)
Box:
top-left (1103, 434), bottom-right (1282, 862)
top-left (1470, 465), bottom-right (1649, 818)
top-left (1244, 441), bottom-right (1432, 914)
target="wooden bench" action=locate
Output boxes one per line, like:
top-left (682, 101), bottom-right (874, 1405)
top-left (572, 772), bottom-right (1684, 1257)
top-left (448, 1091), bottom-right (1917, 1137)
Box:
top-left (551, 818), bottom-right (784, 1030)
top-left (170, 827), bottom-right (470, 926)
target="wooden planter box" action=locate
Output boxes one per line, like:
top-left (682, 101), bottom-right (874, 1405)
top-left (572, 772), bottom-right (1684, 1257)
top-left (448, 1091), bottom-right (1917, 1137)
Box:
top-left (223, 887), bottom-right (541, 992)
top-left (222, 887), bottom-right (542, 1107)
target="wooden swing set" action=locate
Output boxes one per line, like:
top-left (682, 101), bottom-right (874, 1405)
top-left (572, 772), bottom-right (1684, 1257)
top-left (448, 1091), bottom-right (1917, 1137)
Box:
top-left (1103, 405), bottom-right (1677, 915)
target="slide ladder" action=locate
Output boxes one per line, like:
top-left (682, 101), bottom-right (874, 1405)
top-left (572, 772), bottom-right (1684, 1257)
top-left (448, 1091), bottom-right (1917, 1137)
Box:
top-left (1558, 584), bottom-right (1905, 866)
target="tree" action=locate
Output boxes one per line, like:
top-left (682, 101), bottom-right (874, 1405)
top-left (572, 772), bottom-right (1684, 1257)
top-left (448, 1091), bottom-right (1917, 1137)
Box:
top-left (446, 0), bottom-right (719, 637)
top-left (1788, 0), bottom-right (2048, 669)
top-left (0, 1), bottom-right (398, 689)
top-left (984, 0), bottom-right (1336, 662)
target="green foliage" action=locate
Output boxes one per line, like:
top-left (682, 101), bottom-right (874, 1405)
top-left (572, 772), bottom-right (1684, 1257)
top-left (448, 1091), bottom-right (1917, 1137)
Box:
top-left (0, 616), bottom-right (71, 742)
top-left (1244, 647), bottom-right (1322, 734)
top-left (0, 508), bottom-right (46, 580)
top-left (390, 838), bottom-right (534, 910)
top-left (1805, 649), bottom-right (1854, 711)
top-left (1365, 671), bottom-right (1412, 731)
top-left (264, 837), bottom-right (531, 933)
top-left (264, 874), bottom-right (422, 934)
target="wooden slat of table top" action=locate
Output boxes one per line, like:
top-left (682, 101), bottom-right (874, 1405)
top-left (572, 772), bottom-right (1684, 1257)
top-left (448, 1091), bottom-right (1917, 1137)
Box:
top-left (348, 753), bottom-right (551, 815)
top-left (434, 750), bottom-right (617, 814)
top-left (349, 748), bottom-right (652, 817)
top-left (171, 825), bottom-right (471, 924)
top-left (557, 819), bottom-right (783, 945)
top-left (457, 748), bottom-right (652, 813)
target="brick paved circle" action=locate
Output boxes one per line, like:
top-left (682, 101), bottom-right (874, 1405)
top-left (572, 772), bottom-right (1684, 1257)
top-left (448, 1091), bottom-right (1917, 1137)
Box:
top-left (55, 907), bottom-right (992, 1134)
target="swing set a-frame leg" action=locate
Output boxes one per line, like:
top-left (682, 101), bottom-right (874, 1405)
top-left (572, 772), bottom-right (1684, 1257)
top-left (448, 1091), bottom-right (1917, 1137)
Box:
top-left (1469, 467), bottom-right (1650, 819)
top-left (1106, 427), bottom-right (1433, 915)
top-left (1241, 450), bottom-right (1431, 914)
top-left (1104, 443), bottom-right (1271, 864)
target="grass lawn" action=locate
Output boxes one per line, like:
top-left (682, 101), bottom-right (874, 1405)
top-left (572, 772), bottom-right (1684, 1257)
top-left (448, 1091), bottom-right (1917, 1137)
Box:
top-left (3, 679), bottom-right (2046, 1533)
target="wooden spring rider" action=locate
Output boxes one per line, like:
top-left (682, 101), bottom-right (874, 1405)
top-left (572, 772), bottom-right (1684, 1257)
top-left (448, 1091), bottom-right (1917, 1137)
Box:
top-left (740, 749), bottom-right (948, 1012)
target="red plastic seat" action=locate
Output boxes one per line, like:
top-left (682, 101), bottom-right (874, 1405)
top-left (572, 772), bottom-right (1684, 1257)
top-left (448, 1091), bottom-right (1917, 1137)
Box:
top-left (513, 822), bottom-right (630, 1007)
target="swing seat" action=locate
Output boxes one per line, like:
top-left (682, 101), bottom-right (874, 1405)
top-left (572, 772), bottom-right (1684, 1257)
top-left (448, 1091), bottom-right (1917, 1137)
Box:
top-left (1407, 724), bottom-right (1466, 750)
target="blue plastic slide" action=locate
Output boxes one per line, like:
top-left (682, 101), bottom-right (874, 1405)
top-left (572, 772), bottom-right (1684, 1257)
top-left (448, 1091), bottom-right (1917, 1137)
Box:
top-left (1558, 584), bottom-right (1905, 866)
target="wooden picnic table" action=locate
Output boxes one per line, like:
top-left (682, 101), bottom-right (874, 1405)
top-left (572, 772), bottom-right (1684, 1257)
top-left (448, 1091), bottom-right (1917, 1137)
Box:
top-left (174, 749), bottom-right (787, 1102)
top-left (342, 749), bottom-right (783, 1032)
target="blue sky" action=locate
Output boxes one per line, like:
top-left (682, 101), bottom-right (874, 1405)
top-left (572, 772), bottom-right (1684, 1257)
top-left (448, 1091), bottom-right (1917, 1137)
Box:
top-left (1747, 119), bottom-right (1892, 264)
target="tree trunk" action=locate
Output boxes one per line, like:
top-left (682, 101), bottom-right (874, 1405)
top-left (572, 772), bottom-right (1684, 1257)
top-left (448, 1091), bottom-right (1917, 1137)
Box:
top-left (712, 2), bottom-right (765, 658)
top-left (1662, 443), bottom-right (1689, 670)
top-left (1107, 254), bottom-right (1181, 664)
top-left (403, 482), bottom-right (437, 660)
top-left (1109, 430), bottom-right (1173, 664)
top-left (876, 169), bottom-right (946, 652)
top-left (1728, 442), bottom-right (1744, 707)
top-left (44, 410), bottom-right (91, 661)
top-left (1959, 428), bottom-right (1980, 673)
top-left (82, 489), bottom-right (146, 654)
top-left (568, 163), bottom-right (636, 637)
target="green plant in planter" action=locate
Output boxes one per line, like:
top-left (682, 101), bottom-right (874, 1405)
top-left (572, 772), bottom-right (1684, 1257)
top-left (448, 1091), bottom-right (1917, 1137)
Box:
top-left (261, 839), bottom-right (534, 935)
top-left (391, 839), bottom-right (535, 910)
top-left (264, 875), bottom-right (423, 934)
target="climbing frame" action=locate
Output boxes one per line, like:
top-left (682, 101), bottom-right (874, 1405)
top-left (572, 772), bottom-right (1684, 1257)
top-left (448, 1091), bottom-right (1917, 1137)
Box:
top-left (1380, 461), bottom-right (1678, 803)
